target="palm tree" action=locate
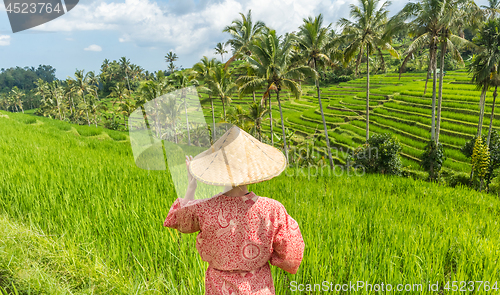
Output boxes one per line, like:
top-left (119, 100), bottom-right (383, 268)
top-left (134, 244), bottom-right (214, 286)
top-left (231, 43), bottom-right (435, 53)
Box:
top-left (244, 102), bottom-right (269, 141)
top-left (224, 10), bottom-right (267, 112)
top-left (10, 86), bottom-right (25, 114)
top-left (468, 18), bottom-right (500, 146)
top-left (297, 14), bottom-right (339, 169)
top-left (434, 0), bottom-right (478, 143)
top-left (47, 81), bottom-right (65, 120)
top-left (206, 63), bottom-right (237, 122)
top-left (87, 71), bottom-right (100, 101)
top-left (108, 83), bottom-right (129, 106)
top-left (170, 70), bottom-right (198, 145)
top-left (338, 0), bottom-right (398, 142)
top-left (161, 95), bottom-right (183, 143)
top-left (214, 42), bottom-right (228, 62)
top-left (481, 0), bottom-right (500, 19)
top-left (223, 9), bottom-right (267, 66)
top-left (393, 0), bottom-right (448, 142)
top-left (138, 72), bottom-right (172, 138)
top-left (238, 30), bottom-right (316, 163)
top-left (193, 56), bottom-right (220, 141)
top-left (69, 70), bottom-right (92, 126)
top-left (165, 51), bottom-right (178, 74)
top-left (117, 98), bottom-right (135, 130)
top-left (119, 57), bottom-right (132, 93)
top-left (87, 95), bottom-right (107, 127)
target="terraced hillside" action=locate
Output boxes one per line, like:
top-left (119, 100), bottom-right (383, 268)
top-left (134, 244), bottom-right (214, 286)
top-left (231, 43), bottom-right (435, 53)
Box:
top-left (201, 69), bottom-right (497, 173)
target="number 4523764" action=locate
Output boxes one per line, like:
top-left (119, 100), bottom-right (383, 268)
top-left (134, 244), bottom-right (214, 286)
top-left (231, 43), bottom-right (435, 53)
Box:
top-left (5, 2), bottom-right (62, 14)
top-left (444, 281), bottom-right (498, 292)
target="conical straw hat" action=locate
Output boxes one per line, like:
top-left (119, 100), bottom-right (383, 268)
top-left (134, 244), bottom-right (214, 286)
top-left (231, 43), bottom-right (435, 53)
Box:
top-left (189, 126), bottom-right (287, 187)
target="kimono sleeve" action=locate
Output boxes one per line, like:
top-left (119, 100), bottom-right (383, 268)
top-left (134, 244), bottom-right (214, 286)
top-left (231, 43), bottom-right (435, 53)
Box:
top-left (163, 198), bottom-right (202, 233)
top-left (269, 203), bottom-right (305, 274)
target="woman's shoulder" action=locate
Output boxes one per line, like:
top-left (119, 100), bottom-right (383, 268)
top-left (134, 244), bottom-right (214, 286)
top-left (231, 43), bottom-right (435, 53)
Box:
top-left (254, 195), bottom-right (286, 211)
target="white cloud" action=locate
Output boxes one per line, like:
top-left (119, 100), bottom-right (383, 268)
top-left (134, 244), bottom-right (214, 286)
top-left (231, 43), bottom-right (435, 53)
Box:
top-left (0, 35), bottom-right (11, 46)
top-left (84, 44), bottom-right (102, 51)
top-left (32, 0), bottom-right (411, 67)
top-left (66, 37), bottom-right (74, 41)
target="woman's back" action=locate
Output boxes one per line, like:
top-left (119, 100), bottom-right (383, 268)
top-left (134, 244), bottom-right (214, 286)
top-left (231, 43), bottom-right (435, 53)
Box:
top-left (164, 191), bottom-right (304, 295)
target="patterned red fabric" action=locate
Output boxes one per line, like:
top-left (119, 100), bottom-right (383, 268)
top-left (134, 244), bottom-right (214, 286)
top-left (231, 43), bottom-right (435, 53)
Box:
top-left (164, 192), bottom-right (304, 295)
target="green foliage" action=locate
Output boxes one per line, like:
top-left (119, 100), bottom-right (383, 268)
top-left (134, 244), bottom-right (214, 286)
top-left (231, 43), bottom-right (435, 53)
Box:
top-left (445, 171), bottom-right (471, 188)
top-left (488, 175), bottom-right (500, 196)
top-left (0, 65), bottom-right (56, 94)
top-left (320, 73), bottom-right (352, 85)
top-left (349, 133), bottom-right (403, 175)
top-left (462, 130), bottom-right (500, 187)
top-left (471, 136), bottom-right (490, 181)
top-left (2, 113), bottom-right (500, 293)
top-left (420, 141), bottom-right (446, 182)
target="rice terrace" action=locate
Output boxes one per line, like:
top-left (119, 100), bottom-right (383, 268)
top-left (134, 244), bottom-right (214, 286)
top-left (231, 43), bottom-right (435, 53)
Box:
top-left (1, 1), bottom-right (500, 294)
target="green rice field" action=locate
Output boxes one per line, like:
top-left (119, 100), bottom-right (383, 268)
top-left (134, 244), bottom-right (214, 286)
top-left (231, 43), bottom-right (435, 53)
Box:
top-left (202, 69), bottom-right (499, 174)
top-left (1, 110), bottom-right (499, 294)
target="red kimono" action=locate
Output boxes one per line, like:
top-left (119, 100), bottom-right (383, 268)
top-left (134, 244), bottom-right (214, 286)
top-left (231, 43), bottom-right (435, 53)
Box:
top-left (164, 191), bottom-right (305, 295)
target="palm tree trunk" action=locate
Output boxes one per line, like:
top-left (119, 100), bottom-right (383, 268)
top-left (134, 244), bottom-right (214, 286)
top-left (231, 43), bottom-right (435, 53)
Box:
top-left (269, 92), bottom-right (273, 146)
top-left (436, 41), bottom-right (447, 143)
top-left (222, 98), bottom-right (227, 122)
top-left (183, 91), bottom-right (191, 145)
top-left (126, 72), bottom-right (131, 94)
top-left (57, 98), bottom-right (62, 120)
top-left (257, 119), bottom-right (262, 141)
top-left (487, 86), bottom-right (497, 146)
top-left (276, 91), bottom-right (288, 163)
top-left (141, 105), bottom-right (155, 145)
top-left (477, 86), bottom-right (487, 137)
top-left (210, 96), bottom-right (215, 144)
top-left (423, 58), bottom-right (432, 95)
top-left (314, 75), bottom-right (333, 170)
top-left (82, 94), bottom-right (90, 126)
top-left (253, 91), bottom-right (256, 103)
top-left (70, 94), bottom-right (75, 115)
top-left (431, 43), bottom-right (437, 141)
top-left (314, 60), bottom-right (334, 170)
top-left (366, 46), bottom-right (370, 143)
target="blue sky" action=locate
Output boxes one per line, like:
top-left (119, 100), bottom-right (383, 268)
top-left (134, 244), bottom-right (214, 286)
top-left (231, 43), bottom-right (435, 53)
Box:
top-left (0, 0), bottom-right (489, 80)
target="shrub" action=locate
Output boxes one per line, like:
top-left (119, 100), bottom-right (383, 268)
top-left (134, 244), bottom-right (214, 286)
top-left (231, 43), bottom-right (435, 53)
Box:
top-left (321, 72), bottom-right (352, 84)
top-left (420, 140), bottom-right (446, 181)
top-left (488, 175), bottom-right (500, 197)
top-left (348, 133), bottom-right (403, 175)
top-left (446, 172), bottom-right (471, 188)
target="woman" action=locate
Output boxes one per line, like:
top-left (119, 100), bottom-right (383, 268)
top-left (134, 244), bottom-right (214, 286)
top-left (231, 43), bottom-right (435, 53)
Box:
top-left (164, 126), bottom-right (304, 295)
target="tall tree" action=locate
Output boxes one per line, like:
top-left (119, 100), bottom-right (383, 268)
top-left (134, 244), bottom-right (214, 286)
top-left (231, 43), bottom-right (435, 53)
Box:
top-left (170, 70), bottom-right (198, 145)
top-left (244, 102), bottom-right (269, 141)
top-left (69, 70), bottom-right (92, 126)
top-left (206, 63), bottom-right (237, 122)
top-left (434, 0), bottom-right (478, 143)
top-left (468, 18), bottom-right (500, 146)
top-left (338, 0), bottom-right (398, 142)
top-left (238, 30), bottom-right (316, 163)
top-left (298, 14), bottom-right (339, 169)
top-left (393, 0), bottom-right (448, 142)
top-left (193, 56), bottom-right (220, 141)
top-left (223, 10), bottom-right (267, 64)
top-left (119, 57), bottom-right (132, 93)
top-left (214, 42), bottom-right (228, 62)
top-left (481, 0), bottom-right (500, 19)
top-left (165, 51), bottom-right (179, 74)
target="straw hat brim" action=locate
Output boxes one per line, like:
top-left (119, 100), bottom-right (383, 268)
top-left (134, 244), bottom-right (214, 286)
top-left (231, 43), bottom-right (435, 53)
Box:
top-left (188, 126), bottom-right (286, 187)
